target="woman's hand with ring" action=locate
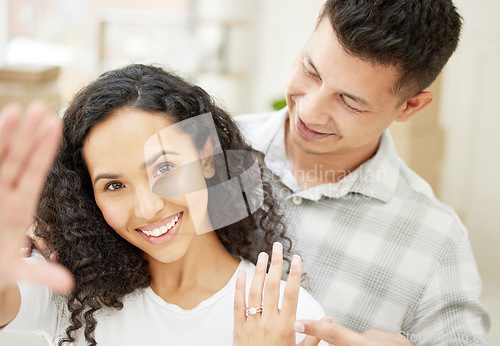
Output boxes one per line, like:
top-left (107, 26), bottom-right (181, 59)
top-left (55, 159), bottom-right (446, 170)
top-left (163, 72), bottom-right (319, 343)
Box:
top-left (233, 242), bottom-right (321, 346)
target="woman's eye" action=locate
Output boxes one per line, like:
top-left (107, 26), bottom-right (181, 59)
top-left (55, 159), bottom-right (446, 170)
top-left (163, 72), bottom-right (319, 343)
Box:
top-left (105, 182), bottom-right (124, 191)
top-left (153, 162), bottom-right (174, 178)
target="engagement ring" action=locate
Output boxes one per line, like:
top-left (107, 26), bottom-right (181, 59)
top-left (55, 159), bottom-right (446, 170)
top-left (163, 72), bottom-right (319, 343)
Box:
top-left (246, 306), bottom-right (263, 315)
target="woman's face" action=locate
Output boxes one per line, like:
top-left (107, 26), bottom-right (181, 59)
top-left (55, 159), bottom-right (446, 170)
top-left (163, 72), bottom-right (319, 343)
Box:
top-left (82, 108), bottom-right (215, 264)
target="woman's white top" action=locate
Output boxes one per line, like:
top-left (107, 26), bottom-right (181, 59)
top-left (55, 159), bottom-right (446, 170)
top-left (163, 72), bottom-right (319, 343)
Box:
top-left (2, 259), bottom-right (326, 345)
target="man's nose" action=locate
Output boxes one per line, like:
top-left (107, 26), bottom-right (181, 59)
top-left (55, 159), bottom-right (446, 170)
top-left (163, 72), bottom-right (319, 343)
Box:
top-left (294, 88), bottom-right (333, 125)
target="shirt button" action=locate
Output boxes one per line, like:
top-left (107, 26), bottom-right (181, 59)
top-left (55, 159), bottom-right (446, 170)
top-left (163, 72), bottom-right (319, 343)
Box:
top-left (292, 196), bottom-right (303, 205)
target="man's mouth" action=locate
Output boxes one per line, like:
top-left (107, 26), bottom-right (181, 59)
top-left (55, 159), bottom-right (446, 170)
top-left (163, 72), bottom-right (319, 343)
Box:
top-left (295, 114), bottom-right (335, 141)
top-left (137, 212), bottom-right (183, 238)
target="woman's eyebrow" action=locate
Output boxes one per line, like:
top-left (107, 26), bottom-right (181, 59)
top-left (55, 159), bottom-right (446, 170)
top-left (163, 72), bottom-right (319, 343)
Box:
top-left (93, 173), bottom-right (121, 185)
top-left (93, 151), bottom-right (181, 185)
top-left (144, 150), bottom-right (180, 168)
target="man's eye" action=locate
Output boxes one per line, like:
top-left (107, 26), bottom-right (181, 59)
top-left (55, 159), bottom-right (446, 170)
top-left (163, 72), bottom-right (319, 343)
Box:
top-left (105, 182), bottom-right (124, 191)
top-left (302, 61), bottom-right (319, 79)
top-left (340, 96), bottom-right (362, 113)
top-left (154, 162), bottom-right (174, 178)
top-left (304, 66), bottom-right (319, 79)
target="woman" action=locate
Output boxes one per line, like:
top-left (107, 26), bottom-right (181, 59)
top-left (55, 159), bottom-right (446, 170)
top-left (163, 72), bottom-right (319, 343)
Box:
top-left (0, 64), bottom-right (325, 345)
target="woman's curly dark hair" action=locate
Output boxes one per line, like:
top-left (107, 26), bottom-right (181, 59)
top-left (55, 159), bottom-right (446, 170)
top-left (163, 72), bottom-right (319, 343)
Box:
top-left (34, 64), bottom-right (291, 346)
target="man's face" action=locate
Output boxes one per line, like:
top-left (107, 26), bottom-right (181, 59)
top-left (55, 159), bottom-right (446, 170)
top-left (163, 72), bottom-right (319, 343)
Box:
top-left (285, 18), bottom-right (409, 157)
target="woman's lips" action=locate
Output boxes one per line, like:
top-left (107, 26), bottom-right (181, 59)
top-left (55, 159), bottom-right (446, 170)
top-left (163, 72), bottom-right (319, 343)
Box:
top-left (295, 114), bottom-right (334, 141)
top-left (136, 212), bottom-right (183, 245)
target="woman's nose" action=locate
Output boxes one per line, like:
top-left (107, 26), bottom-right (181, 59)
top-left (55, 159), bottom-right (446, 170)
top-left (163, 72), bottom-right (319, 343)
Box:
top-left (133, 184), bottom-right (165, 220)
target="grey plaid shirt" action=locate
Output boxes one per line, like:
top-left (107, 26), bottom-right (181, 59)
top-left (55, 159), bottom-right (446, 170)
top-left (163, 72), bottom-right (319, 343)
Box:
top-left (236, 108), bottom-right (491, 345)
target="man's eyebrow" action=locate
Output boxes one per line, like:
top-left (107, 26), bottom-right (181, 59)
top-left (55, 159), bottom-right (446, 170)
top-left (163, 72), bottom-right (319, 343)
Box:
top-left (304, 51), bottom-right (371, 108)
top-left (341, 92), bottom-right (370, 107)
top-left (304, 52), bottom-right (321, 75)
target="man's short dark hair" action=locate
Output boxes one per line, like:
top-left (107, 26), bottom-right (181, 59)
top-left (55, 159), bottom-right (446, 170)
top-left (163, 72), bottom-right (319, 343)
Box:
top-left (324, 0), bottom-right (462, 99)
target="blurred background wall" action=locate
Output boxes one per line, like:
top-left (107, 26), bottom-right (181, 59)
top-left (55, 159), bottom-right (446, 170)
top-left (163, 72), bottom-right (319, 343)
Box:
top-left (0, 0), bottom-right (498, 345)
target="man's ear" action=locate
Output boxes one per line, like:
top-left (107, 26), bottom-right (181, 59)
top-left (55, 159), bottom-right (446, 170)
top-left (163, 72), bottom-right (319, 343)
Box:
top-left (315, 4), bottom-right (326, 28)
top-left (395, 91), bottom-right (434, 123)
top-left (199, 137), bottom-right (216, 179)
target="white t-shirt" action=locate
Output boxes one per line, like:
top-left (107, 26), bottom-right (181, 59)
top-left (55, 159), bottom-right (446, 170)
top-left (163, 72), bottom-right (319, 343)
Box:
top-left (2, 260), bottom-right (325, 345)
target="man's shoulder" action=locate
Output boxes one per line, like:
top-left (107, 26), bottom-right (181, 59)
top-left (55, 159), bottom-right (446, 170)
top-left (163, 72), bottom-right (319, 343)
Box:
top-left (365, 133), bottom-right (467, 242)
top-left (234, 110), bottom-right (275, 134)
top-left (392, 159), bottom-right (467, 240)
top-left (233, 108), bottom-right (287, 150)
top-left (234, 110), bottom-right (277, 125)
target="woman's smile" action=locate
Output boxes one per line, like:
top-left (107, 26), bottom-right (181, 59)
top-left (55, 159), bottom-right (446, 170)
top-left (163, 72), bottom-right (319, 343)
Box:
top-left (136, 212), bottom-right (184, 245)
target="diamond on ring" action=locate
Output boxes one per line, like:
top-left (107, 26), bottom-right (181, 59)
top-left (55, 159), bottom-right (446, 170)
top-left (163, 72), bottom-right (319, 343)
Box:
top-left (246, 306), bottom-right (263, 315)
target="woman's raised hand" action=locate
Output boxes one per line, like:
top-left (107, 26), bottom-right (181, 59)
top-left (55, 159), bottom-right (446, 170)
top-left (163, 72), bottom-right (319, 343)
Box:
top-left (233, 242), bottom-right (321, 346)
top-left (0, 102), bottom-right (73, 293)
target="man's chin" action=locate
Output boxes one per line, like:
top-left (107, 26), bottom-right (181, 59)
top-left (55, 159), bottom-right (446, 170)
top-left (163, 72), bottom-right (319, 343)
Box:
top-left (290, 132), bottom-right (339, 155)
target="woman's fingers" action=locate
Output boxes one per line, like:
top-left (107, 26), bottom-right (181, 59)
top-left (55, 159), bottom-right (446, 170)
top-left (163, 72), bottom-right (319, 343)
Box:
top-left (233, 243), bottom-right (305, 345)
top-left (280, 254), bottom-right (302, 318)
top-left (297, 335), bottom-right (321, 346)
top-left (17, 259), bottom-right (74, 294)
top-left (0, 102), bottom-right (61, 230)
top-left (17, 113), bottom-right (61, 202)
top-left (262, 242), bottom-right (283, 314)
top-left (0, 101), bottom-right (47, 186)
top-left (247, 251), bottom-right (268, 313)
top-left (0, 242), bottom-right (73, 293)
top-left (0, 103), bottom-right (21, 162)
top-left (234, 270), bottom-right (247, 333)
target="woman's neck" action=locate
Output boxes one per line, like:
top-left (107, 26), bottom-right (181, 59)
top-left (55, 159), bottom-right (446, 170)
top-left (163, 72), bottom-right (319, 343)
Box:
top-left (146, 232), bottom-right (240, 309)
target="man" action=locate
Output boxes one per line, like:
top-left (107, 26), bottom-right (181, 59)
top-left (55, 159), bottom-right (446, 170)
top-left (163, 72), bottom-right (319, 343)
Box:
top-left (236, 0), bottom-right (491, 345)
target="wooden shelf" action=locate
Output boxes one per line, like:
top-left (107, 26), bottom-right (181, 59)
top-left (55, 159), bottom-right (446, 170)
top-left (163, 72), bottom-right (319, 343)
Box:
top-left (0, 64), bottom-right (60, 83)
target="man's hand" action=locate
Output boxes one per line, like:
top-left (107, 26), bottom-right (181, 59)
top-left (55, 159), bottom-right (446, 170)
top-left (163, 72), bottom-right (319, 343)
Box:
top-left (293, 319), bottom-right (413, 345)
top-left (0, 102), bottom-right (73, 293)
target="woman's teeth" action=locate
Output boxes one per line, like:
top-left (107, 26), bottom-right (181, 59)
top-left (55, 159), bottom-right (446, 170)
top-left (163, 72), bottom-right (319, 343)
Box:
top-left (141, 214), bottom-right (180, 237)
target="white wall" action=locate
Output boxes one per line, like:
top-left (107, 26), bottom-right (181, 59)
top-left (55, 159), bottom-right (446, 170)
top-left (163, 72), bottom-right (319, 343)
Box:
top-left (248, 0), bottom-right (325, 112)
top-left (439, 0), bottom-right (500, 267)
top-left (439, 0), bottom-right (500, 338)
top-left (0, 0), bottom-right (8, 66)
top-left (194, 0), bottom-right (325, 114)
top-left (193, 0), bottom-right (261, 114)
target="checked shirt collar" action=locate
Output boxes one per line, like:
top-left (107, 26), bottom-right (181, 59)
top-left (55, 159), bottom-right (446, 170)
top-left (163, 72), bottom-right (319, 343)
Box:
top-left (245, 107), bottom-right (400, 203)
